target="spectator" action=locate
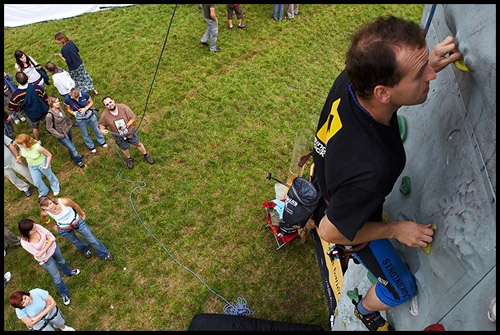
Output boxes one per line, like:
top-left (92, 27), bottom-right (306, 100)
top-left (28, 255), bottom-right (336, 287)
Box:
top-left (200, 4), bottom-right (221, 52)
top-left (46, 96), bottom-right (85, 168)
top-left (99, 96), bottom-right (154, 169)
top-left (39, 196), bottom-right (113, 261)
top-left (18, 219), bottom-right (80, 306)
top-left (44, 62), bottom-right (75, 100)
top-left (286, 4), bottom-right (299, 19)
top-left (273, 4), bottom-right (284, 21)
top-left (64, 87), bottom-right (107, 153)
top-left (4, 226), bottom-right (22, 253)
top-left (15, 133), bottom-right (60, 197)
top-left (55, 32), bottom-right (98, 95)
top-left (9, 288), bottom-right (75, 331)
top-left (4, 134), bottom-right (35, 197)
top-left (14, 50), bottom-right (45, 89)
top-left (4, 72), bottom-right (26, 125)
top-left (227, 4), bottom-right (246, 29)
top-left (7, 72), bottom-right (48, 143)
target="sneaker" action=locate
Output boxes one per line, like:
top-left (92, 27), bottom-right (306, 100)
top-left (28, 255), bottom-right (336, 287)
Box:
top-left (210, 48), bottom-right (221, 52)
top-left (200, 41), bottom-right (208, 46)
top-left (79, 155), bottom-right (85, 160)
top-left (104, 253), bottom-right (114, 261)
top-left (101, 143), bottom-right (108, 148)
top-left (14, 119), bottom-right (20, 124)
top-left (53, 191), bottom-right (60, 196)
top-left (37, 140), bottom-right (42, 145)
top-left (90, 148), bottom-right (97, 153)
top-left (4, 272), bottom-right (12, 287)
top-left (61, 325), bottom-right (75, 331)
top-left (68, 269), bottom-right (80, 276)
top-left (77, 162), bottom-right (85, 168)
top-left (144, 154), bottom-right (154, 164)
top-left (62, 295), bottom-right (70, 305)
top-left (238, 24), bottom-right (247, 28)
top-left (84, 250), bottom-right (92, 259)
top-left (23, 188), bottom-right (32, 197)
top-left (20, 116), bottom-right (27, 122)
top-left (353, 296), bottom-right (393, 331)
top-left (126, 157), bottom-right (134, 169)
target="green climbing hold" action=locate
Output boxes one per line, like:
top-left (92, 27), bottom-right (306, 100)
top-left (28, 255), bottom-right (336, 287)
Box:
top-left (397, 115), bottom-right (407, 142)
top-left (399, 176), bottom-right (411, 195)
top-left (367, 272), bottom-right (378, 285)
top-left (347, 287), bottom-right (359, 303)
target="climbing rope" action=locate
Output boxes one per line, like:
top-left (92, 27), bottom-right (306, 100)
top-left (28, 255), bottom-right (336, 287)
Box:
top-left (104, 4), bottom-right (253, 317)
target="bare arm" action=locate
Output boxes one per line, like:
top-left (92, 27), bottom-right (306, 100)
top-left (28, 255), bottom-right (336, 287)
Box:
top-left (429, 35), bottom-right (462, 73)
top-left (318, 214), bottom-right (434, 248)
top-left (210, 7), bottom-right (217, 21)
top-left (29, 295), bottom-right (56, 326)
top-left (8, 142), bottom-right (23, 164)
top-left (40, 210), bottom-right (58, 232)
top-left (37, 145), bottom-right (52, 170)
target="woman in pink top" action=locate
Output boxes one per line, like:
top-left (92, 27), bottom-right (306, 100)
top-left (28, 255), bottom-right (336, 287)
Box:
top-left (18, 219), bottom-right (80, 306)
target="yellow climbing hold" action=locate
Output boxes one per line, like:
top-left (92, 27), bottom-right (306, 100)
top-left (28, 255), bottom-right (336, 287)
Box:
top-left (454, 57), bottom-right (470, 73)
top-left (421, 224), bottom-right (437, 254)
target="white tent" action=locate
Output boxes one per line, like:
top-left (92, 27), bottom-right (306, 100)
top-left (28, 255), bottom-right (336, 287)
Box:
top-left (4, 4), bottom-right (134, 28)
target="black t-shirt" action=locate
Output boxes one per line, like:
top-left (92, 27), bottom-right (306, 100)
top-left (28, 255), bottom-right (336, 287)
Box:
top-left (312, 70), bottom-right (406, 241)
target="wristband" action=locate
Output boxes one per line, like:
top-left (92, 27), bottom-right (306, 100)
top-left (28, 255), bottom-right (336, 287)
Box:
top-left (16, 156), bottom-right (20, 159)
top-left (45, 219), bottom-right (50, 224)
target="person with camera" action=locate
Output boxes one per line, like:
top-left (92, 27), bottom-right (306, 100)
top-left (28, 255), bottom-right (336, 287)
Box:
top-left (64, 87), bottom-right (107, 153)
top-left (98, 96), bottom-right (154, 169)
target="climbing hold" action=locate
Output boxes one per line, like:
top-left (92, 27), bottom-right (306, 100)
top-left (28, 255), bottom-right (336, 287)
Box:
top-left (347, 288), bottom-right (359, 303)
top-left (399, 176), bottom-right (411, 195)
top-left (454, 57), bottom-right (470, 73)
top-left (423, 324), bottom-right (445, 331)
top-left (421, 224), bottom-right (437, 254)
top-left (488, 297), bottom-right (496, 322)
top-left (382, 212), bottom-right (390, 223)
top-left (367, 271), bottom-right (378, 285)
top-left (397, 115), bottom-right (407, 142)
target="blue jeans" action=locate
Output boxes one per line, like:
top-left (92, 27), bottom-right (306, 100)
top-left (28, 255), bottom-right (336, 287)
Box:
top-left (57, 129), bottom-right (82, 165)
top-left (28, 157), bottom-right (60, 197)
top-left (273, 4), bottom-right (284, 20)
top-left (76, 114), bottom-right (105, 150)
top-left (40, 244), bottom-right (72, 298)
top-left (61, 222), bottom-right (110, 259)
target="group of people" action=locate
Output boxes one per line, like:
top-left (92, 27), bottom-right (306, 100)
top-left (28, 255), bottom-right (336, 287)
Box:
top-left (5, 8), bottom-right (463, 331)
top-left (4, 31), bottom-right (156, 331)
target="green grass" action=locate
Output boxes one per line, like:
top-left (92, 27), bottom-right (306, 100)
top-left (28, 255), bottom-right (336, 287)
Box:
top-left (4, 4), bottom-right (424, 331)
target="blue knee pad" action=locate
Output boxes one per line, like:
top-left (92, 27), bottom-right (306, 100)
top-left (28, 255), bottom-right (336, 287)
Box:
top-left (353, 239), bottom-right (416, 307)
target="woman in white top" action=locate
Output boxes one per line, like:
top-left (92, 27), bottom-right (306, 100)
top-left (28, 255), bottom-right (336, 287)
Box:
top-left (39, 196), bottom-right (113, 261)
top-left (14, 50), bottom-right (44, 89)
top-left (44, 62), bottom-right (75, 99)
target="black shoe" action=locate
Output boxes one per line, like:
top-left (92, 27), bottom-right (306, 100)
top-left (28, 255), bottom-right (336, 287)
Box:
top-left (79, 155), bottom-right (85, 160)
top-left (77, 162), bottom-right (85, 168)
top-left (144, 154), bottom-right (154, 164)
top-left (126, 157), bottom-right (134, 169)
top-left (200, 41), bottom-right (208, 46)
top-left (23, 188), bottom-right (32, 197)
top-left (238, 24), bottom-right (246, 28)
top-left (210, 48), bottom-right (221, 52)
top-left (353, 296), bottom-right (394, 331)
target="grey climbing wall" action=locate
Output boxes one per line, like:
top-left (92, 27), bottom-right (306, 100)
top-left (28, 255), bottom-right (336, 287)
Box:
top-left (337, 4), bottom-right (496, 331)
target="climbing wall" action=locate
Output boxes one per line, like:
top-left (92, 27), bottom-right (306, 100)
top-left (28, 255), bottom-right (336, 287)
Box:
top-left (339, 4), bottom-right (496, 331)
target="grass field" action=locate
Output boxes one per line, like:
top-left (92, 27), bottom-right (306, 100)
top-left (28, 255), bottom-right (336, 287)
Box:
top-left (4, 4), bottom-right (424, 331)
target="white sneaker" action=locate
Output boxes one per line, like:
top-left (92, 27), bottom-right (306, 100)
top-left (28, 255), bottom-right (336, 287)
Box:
top-left (20, 116), bottom-right (27, 122)
top-left (91, 148), bottom-right (97, 153)
top-left (37, 140), bottom-right (42, 145)
top-left (4, 272), bottom-right (12, 284)
top-left (101, 143), bottom-right (108, 148)
top-left (61, 325), bottom-right (75, 331)
top-left (14, 119), bottom-right (20, 124)
top-left (62, 295), bottom-right (70, 305)
top-left (53, 191), bottom-right (60, 196)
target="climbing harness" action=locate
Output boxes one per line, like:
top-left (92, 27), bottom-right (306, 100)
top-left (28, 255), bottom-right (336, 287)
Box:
top-left (104, 4), bottom-right (253, 317)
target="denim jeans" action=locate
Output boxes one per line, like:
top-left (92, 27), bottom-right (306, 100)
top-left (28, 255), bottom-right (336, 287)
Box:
top-left (273, 4), bottom-right (284, 20)
top-left (76, 114), bottom-right (105, 150)
top-left (40, 244), bottom-right (71, 298)
top-left (57, 129), bottom-right (82, 165)
top-left (61, 222), bottom-right (110, 259)
top-left (28, 157), bottom-right (60, 197)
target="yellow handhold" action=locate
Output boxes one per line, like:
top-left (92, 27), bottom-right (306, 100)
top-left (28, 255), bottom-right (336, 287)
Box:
top-left (421, 224), bottom-right (436, 254)
top-left (454, 58), bottom-right (470, 73)
top-left (382, 212), bottom-right (390, 223)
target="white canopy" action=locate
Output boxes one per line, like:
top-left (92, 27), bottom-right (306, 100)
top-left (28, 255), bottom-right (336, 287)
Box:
top-left (4, 4), bottom-right (134, 28)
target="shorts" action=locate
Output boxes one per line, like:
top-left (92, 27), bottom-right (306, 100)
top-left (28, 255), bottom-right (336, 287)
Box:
top-left (112, 129), bottom-right (140, 150)
top-left (27, 113), bottom-right (47, 129)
